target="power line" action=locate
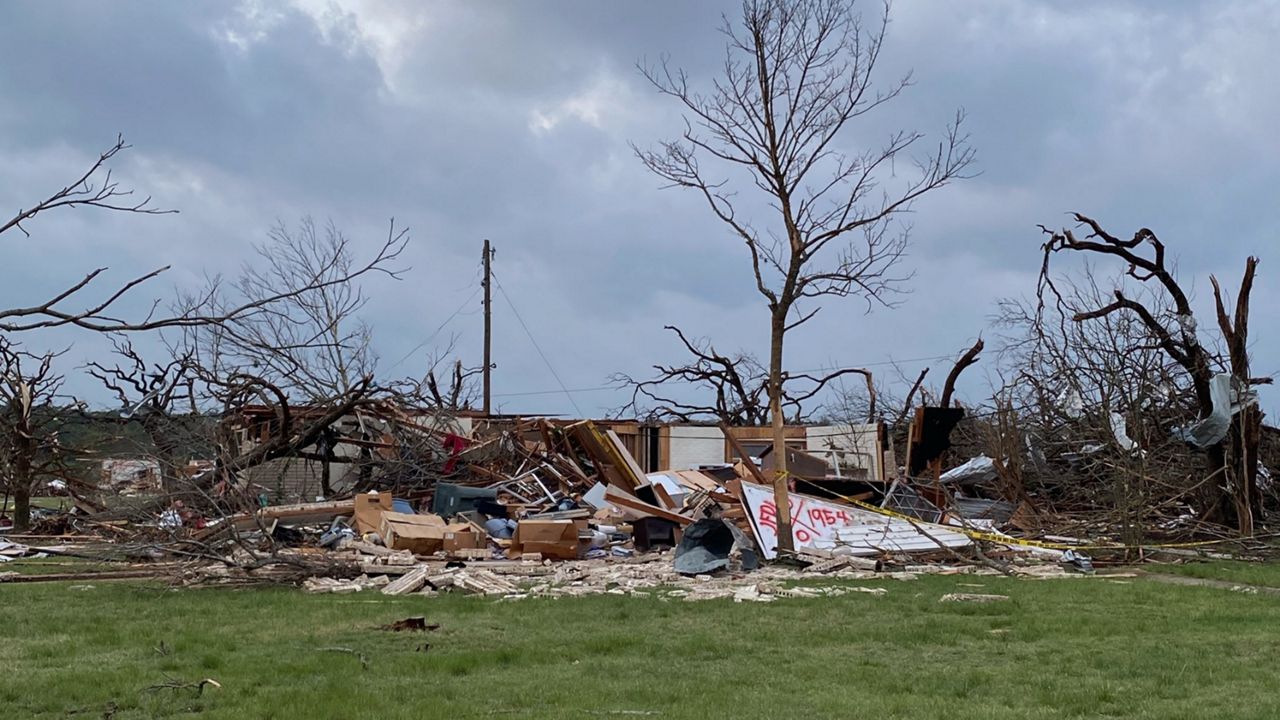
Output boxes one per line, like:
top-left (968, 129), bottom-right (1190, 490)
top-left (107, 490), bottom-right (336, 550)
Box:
top-left (485, 353), bottom-right (967, 403)
top-left (493, 385), bottom-right (616, 399)
top-left (789, 353), bottom-right (965, 375)
top-left (491, 271), bottom-right (585, 416)
top-left (385, 285), bottom-right (482, 373)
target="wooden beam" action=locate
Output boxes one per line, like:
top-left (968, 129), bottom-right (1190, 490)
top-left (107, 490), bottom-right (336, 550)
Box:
top-left (720, 421), bottom-right (771, 487)
top-left (603, 486), bottom-right (693, 526)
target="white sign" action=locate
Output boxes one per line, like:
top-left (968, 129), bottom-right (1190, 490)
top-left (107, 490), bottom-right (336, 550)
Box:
top-left (737, 481), bottom-right (970, 559)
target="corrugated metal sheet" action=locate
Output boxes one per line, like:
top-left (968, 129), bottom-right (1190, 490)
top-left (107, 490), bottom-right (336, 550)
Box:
top-left (830, 522), bottom-right (971, 555)
top-left (953, 498), bottom-right (1017, 522)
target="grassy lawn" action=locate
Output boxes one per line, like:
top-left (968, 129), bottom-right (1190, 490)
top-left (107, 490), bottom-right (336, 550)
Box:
top-left (1154, 558), bottom-right (1280, 588)
top-left (1, 555), bottom-right (121, 576)
top-left (1, 496), bottom-right (70, 513)
top-left (3, 570), bottom-right (1280, 719)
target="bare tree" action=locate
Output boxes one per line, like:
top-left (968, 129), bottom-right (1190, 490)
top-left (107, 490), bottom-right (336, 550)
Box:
top-left (1037, 213), bottom-right (1268, 535)
top-left (86, 336), bottom-right (207, 491)
top-left (3, 136), bottom-right (406, 335)
top-left (986, 285), bottom-right (1207, 543)
top-left (178, 217), bottom-right (407, 402)
top-left (3, 136), bottom-right (443, 525)
top-left (422, 356), bottom-right (484, 411)
top-left (1, 135), bottom-right (178, 332)
top-left (636, 0), bottom-right (973, 550)
top-left (0, 341), bottom-right (74, 530)
top-left (159, 219), bottom-right (407, 501)
top-left (612, 324), bottom-right (869, 424)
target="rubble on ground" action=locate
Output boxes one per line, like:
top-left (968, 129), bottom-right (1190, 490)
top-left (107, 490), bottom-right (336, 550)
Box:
top-left (2, 411), bottom-right (1264, 591)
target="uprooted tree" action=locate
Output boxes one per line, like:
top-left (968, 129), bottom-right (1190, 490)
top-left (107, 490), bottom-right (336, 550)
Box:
top-left (636, 0), bottom-right (972, 551)
top-left (1038, 213), bottom-right (1268, 536)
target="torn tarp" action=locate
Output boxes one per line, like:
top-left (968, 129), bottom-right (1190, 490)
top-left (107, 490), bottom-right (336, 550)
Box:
top-left (1172, 373), bottom-right (1258, 448)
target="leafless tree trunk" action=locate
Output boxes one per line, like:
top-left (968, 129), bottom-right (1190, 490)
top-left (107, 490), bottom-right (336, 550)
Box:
top-left (611, 324), bottom-right (868, 425)
top-left (1039, 214), bottom-right (1267, 535)
top-left (0, 341), bottom-right (71, 531)
top-left (185, 217), bottom-right (406, 402)
top-left (422, 354), bottom-right (483, 411)
top-left (637, 0), bottom-right (972, 551)
top-left (940, 338), bottom-right (984, 409)
top-left (1211, 257), bottom-right (1264, 535)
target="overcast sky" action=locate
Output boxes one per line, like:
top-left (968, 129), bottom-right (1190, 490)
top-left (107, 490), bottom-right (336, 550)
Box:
top-left (1, 0), bottom-right (1276, 417)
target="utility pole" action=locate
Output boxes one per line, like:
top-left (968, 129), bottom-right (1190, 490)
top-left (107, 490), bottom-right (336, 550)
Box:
top-left (482, 239), bottom-right (493, 416)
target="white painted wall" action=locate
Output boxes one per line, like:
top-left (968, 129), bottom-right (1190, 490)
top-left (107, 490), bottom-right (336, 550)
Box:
top-left (805, 424), bottom-right (880, 477)
top-left (667, 425), bottom-right (726, 470)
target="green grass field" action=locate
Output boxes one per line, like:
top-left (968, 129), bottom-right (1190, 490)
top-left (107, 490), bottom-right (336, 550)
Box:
top-left (3, 566), bottom-right (1280, 719)
top-left (1, 496), bottom-right (71, 513)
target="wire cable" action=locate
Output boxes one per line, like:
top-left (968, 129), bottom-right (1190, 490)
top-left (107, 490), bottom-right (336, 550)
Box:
top-left (491, 271), bottom-right (585, 416)
top-left (485, 353), bottom-right (970, 403)
top-left (385, 285), bottom-right (482, 373)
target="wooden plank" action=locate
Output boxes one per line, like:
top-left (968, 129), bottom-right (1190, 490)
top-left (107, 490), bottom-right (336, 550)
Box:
top-left (720, 422), bottom-right (771, 487)
top-left (381, 565), bottom-right (431, 596)
top-left (605, 428), bottom-right (649, 490)
top-left (360, 562), bottom-right (416, 576)
top-left (194, 499), bottom-right (356, 539)
top-left (566, 421), bottom-right (614, 473)
top-left (537, 419), bottom-right (556, 454)
top-left (603, 486), bottom-right (693, 526)
top-left (0, 569), bottom-right (167, 583)
top-left (343, 539), bottom-right (395, 557)
top-left (568, 421), bottom-right (648, 492)
top-left (875, 421), bottom-right (888, 484)
top-left (652, 482), bottom-right (678, 511)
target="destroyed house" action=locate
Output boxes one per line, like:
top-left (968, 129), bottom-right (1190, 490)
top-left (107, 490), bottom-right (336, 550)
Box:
top-left (224, 404), bottom-right (472, 502)
top-left (223, 403), bottom-right (892, 506)
top-left (615, 421), bottom-right (891, 483)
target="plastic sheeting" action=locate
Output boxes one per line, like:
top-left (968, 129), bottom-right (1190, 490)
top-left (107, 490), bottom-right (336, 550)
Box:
top-left (1172, 373), bottom-right (1257, 448)
top-left (1109, 412), bottom-right (1138, 453)
top-left (672, 518), bottom-right (758, 575)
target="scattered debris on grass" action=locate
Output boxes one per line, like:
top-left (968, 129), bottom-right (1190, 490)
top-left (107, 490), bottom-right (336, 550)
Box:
top-left (939, 593), bottom-right (1010, 603)
top-left (143, 677), bottom-right (222, 697)
top-left (4, 412), bottom-right (1265, 598)
top-left (318, 647), bottom-right (370, 670)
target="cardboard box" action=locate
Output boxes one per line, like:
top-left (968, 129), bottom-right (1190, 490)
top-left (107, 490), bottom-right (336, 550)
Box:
top-left (443, 525), bottom-right (485, 554)
top-left (353, 492), bottom-right (394, 534)
top-left (379, 511), bottom-right (447, 554)
top-left (507, 519), bottom-right (585, 560)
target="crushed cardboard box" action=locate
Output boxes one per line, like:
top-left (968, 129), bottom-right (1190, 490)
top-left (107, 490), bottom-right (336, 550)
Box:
top-left (354, 492), bottom-right (394, 535)
top-left (443, 526), bottom-right (485, 554)
top-left (379, 512), bottom-right (447, 554)
top-left (508, 519), bottom-right (585, 560)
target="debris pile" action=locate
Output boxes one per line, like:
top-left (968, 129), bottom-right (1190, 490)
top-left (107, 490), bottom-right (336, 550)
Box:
top-left (4, 409), bottom-right (1265, 591)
